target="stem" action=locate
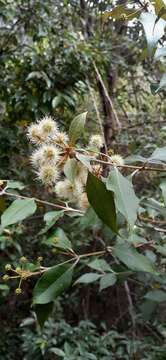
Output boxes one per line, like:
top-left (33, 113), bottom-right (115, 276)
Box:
top-left (1, 190), bottom-right (84, 214)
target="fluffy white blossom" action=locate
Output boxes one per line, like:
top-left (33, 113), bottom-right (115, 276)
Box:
top-left (37, 165), bottom-right (60, 185)
top-left (27, 124), bottom-right (44, 145)
top-left (89, 134), bottom-right (103, 149)
top-left (55, 179), bottom-right (83, 201)
top-left (39, 116), bottom-right (59, 137)
top-left (54, 131), bottom-right (69, 145)
top-left (111, 154), bottom-right (124, 166)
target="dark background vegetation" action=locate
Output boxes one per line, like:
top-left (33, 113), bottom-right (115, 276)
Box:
top-left (0, 0), bottom-right (166, 359)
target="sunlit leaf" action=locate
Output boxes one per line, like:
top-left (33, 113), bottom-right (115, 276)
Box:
top-left (1, 199), bottom-right (36, 228)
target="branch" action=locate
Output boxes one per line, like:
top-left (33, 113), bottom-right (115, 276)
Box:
top-left (1, 190), bottom-right (84, 214)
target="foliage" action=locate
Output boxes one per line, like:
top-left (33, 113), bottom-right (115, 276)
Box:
top-left (0, 0), bottom-right (166, 359)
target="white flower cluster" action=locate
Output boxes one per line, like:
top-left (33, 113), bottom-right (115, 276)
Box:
top-left (27, 116), bottom-right (124, 210)
top-left (27, 116), bottom-right (69, 186)
top-left (27, 116), bottom-right (89, 210)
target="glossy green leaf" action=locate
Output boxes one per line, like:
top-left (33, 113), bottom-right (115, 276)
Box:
top-left (75, 273), bottom-right (101, 285)
top-left (113, 243), bottom-right (156, 273)
top-left (99, 273), bottom-right (117, 291)
top-left (33, 264), bottom-right (73, 304)
top-left (69, 112), bottom-right (87, 144)
top-left (34, 302), bottom-right (54, 328)
top-left (106, 168), bottom-right (139, 228)
top-left (86, 172), bottom-right (117, 233)
top-left (1, 199), bottom-right (36, 228)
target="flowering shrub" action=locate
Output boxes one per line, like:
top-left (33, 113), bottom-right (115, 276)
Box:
top-left (0, 0), bottom-right (166, 329)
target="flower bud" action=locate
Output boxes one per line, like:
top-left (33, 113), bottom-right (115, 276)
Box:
top-left (19, 256), bottom-right (28, 264)
top-left (15, 288), bottom-right (22, 295)
top-left (3, 275), bottom-right (9, 282)
top-left (5, 264), bottom-right (12, 271)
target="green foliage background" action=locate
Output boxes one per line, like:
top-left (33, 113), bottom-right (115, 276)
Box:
top-left (0, 0), bottom-right (166, 359)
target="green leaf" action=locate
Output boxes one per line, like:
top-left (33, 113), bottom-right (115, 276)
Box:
top-left (99, 273), bottom-right (117, 291)
top-left (50, 348), bottom-right (65, 357)
top-left (76, 153), bottom-right (92, 170)
top-left (34, 302), bottom-right (54, 328)
top-left (6, 180), bottom-right (25, 190)
top-left (86, 172), bottom-right (117, 233)
top-left (51, 227), bottom-right (72, 250)
top-left (26, 71), bottom-right (51, 88)
top-left (150, 146), bottom-right (166, 161)
top-left (144, 290), bottom-right (166, 302)
top-left (106, 168), bottom-right (139, 228)
top-left (64, 158), bottom-right (78, 183)
top-left (160, 180), bottom-right (166, 206)
top-left (69, 112), bottom-right (87, 144)
top-left (52, 95), bottom-right (62, 108)
top-left (150, 82), bottom-right (160, 95)
top-left (139, 12), bottom-right (166, 54)
top-left (155, 244), bottom-right (166, 256)
top-left (1, 199), bottom-right (36, 228)
top-left (40, 210), bottom-right (64, 234)
top-left (112, 243), bottom-right (156, 273)
top-left (75, 273), bottom-right (101, 285)
top-left (33, 264), bottom-right (73, 304)
top-left (88, 259), bottom-right (112, 272)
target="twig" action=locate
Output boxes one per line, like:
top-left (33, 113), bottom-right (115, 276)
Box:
top-left (92, 158), bottom-right (166, 172)
top-left (138, 214), bottom-right (166, 226)
top-left (1, 190), bottom-right (84, 214)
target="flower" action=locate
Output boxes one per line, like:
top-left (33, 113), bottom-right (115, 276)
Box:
top-left (27, 124), bottom-right (44, 145)
top-left (55, 179), bottom-right (83, 201)
top-left (89, 134), bottom-right (103, 149)
top-left (39, 116), bottom-right (59, 137)
top-left (37, 165), bottom-right (60, 185)
top-left (54, 131), bottom-right (69, 146)
top-left (111, 154), bottom-right (124, 166)
top-left (31, 145), bottom-right (61, 169)
top-left (55, 179), bottom-right (75, 200)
